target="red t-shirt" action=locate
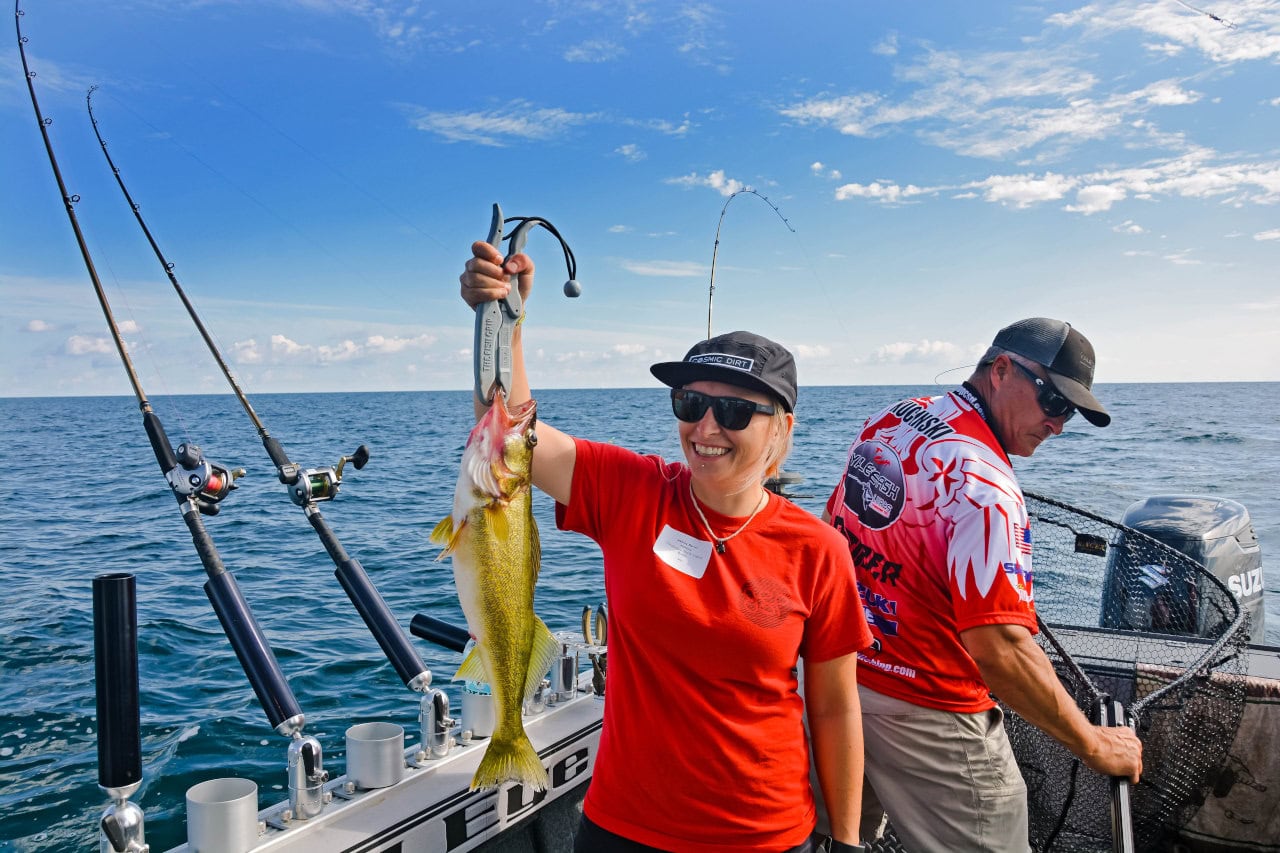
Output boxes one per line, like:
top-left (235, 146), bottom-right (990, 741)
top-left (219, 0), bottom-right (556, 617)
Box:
top-left (557, 438), bottom-right (870, 852)
top-left (825, 387), bottom-right (1038, 713)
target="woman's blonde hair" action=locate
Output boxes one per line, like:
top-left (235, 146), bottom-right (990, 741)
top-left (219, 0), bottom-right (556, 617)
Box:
top-left (761, 405), bottom-right (794, 481)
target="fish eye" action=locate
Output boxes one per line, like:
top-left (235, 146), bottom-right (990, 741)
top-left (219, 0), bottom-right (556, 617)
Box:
top-left (527, 429), bottom-right (538, 448)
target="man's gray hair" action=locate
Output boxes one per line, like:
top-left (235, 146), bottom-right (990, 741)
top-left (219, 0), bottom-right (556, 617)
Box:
top-left (978, 346), bottom-right (1039, 371)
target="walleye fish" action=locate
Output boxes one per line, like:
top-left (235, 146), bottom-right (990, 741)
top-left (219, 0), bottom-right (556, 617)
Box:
top-left (430, 395), bottom-right (560, 791)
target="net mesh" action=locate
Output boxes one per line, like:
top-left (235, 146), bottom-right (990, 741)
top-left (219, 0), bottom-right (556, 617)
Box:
top-left (1004, 491), bottom-right (1251, 852)
top-left (865, 492), bottom-right (1251, 853)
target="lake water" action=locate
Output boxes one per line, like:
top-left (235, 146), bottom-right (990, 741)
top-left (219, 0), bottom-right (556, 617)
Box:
top-left (1, 383), bottom-right (1276, 851)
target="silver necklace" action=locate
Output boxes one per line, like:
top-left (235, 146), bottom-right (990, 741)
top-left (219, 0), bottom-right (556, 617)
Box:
top-left (688, 480), bottom-right (769, 554)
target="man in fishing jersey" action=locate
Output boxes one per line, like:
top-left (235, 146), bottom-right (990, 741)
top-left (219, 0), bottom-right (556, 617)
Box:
top-left (825, 318), bottom-right (1143, 852)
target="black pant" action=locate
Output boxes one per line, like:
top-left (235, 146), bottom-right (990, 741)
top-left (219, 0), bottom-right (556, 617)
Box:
top-left (573, 814), bottom-right (815, 853)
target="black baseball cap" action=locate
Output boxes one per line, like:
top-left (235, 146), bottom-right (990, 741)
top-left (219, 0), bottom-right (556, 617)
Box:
top-left (650, 331), bottom-right (797, 412)
top-left (991, 317), bottom-right (1110, 427)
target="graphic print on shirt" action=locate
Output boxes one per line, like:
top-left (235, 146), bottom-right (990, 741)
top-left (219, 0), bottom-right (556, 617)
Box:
top-left (738, 576), bottom-right (796, 629)
top-left (841, 440), bottom-right (906, 529)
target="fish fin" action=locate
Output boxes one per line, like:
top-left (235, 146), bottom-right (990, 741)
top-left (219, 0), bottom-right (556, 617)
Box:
top-left (451, 644), bottom-right (490, 684)
top-left (487, 503), bottom-right (509, 540)
top-left (523, 617), bottom-right (562, 702)
top-left (470, 732), bottom-right (549, 792)
top-left (429, 515), bottom-right (466, 559)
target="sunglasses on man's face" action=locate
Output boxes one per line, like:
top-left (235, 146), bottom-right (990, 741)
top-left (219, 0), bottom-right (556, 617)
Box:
top-left (1010, 360), bottom-right (1076, 422)
top-left (670, 388), bottom-right (775, 430)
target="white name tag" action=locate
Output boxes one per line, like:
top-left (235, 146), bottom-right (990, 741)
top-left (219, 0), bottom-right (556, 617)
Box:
top-left (653, 525), bottom-right (713, 579)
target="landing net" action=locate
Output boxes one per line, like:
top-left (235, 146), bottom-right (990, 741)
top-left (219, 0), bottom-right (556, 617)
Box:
top-left (1003, 491), bottom-right (1251, 852)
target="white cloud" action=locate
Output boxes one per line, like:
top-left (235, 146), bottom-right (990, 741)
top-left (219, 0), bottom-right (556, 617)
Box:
top-left (1163, 250), bottom-right (1201, 265)
top-left (1065, 183), bottom-right (1128, 214)
top-left (66, 335), bottom-right (114, 356)
top-left (794, 343), bottom-right (831, 358)
top-left (233, 339), bottom-right (262, 364)
top-left (1049, 2), bottom-right (1280, 64)
top-left (834, 181), bottom-right (927, 203)
top-left (872, 33), bottom-right (899, 57)
top-left (608, 224), bottom-right (633, 233)
top-left (871, 339), bottom-right (969, 364)
top-left (271, 334), bottom-right (309, 357)
top-left (118, 320), bottom-right (140, 334)
top-left (619, 259), bottom-right (706, 277)
top-left (26, 320), bottom-right (53, 332)
top-left (612, 343), bottom-right (647, 356)
top-left (1113, 219), bottom-right (1145, 234)
top-left (665, 169), bottom-right (747, 197)
top-left (1271, 97), bottom-right (1280, 107)
top-left (266, 332), bottom-right (435, 362)
top-left (980, 172), bottom-right (1077, 207)
top-left (1254, 229), bottom-right (1280, 241)
top-left (564, 39), bottom-right (623, 63)
top-left (616, 143), bottom-right (646, 162)
top-left (810, 161), bottom-right (842, 180)
top-left (835, 152), bottom-right (1280, 213)
top-left (403, 100), bottom-right (597, 146)
top-left (365, 333), bottom-right (436, 353)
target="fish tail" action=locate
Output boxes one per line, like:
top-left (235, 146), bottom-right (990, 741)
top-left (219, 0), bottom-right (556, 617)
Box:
top-left (471, 731), bottom-right (549, 792)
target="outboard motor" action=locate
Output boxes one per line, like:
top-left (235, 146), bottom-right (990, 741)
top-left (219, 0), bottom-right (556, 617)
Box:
top-left (1101, 495), bottom-right (1265, 643)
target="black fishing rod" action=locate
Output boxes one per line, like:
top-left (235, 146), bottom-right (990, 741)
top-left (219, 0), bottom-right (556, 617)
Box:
top-left (85, 88), bottom-right (431, 695)
top-left (17, 1), bottom-right (330, 828)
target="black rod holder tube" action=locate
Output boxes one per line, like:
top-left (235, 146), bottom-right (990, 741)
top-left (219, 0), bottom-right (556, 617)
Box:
top-left (94, 573), bottom-right (141, 791)
top-left (204, 571), bottom-right (303, 732)
top-left (310, 510), bottom-right (429, 688)
top-left (410, 614), bottom-right (471, 654)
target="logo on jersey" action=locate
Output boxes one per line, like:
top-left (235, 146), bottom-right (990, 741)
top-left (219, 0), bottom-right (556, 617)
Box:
top-left (858, 581), bottom-right (900, 636)
top-left (1003, 560), bottom-right (1034, 603)
top-left (1014, 522), bottom-right (1033, 555)
top-left (842, 440), bottom-right (905, 530)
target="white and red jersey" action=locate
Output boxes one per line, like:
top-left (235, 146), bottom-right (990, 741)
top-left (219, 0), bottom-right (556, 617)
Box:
top-left (825, 386), bottom-right (1038, 713)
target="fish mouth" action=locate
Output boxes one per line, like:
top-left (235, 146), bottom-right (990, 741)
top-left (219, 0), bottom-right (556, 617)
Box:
top-left (507, 397), bottom-right (537, 433)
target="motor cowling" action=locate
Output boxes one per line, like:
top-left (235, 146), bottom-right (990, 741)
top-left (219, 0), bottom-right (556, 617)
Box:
top-left (1101, 495), bottom-right (1265, 643)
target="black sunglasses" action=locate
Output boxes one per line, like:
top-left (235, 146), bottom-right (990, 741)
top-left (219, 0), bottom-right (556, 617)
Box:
top-left (1010, 361), bottom-right (1076, 422)
top-left (671, 388), bottom-right (775, 430)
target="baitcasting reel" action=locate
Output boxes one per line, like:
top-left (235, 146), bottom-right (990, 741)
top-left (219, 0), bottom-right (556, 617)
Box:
top-left (280, 444), bottom-right (370, 506)
top-left (166, 442), bottom-right (244, 515)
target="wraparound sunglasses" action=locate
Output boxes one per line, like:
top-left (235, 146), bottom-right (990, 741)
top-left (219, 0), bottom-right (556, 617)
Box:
top-left (1010, 361), bottom-right (1077, 422)
top-left (670, 388), bottom-right (775, 430)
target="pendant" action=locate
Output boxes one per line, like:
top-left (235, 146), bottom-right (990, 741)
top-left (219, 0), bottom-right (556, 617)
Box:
top-left (715, 541), bottom-right (726, 554)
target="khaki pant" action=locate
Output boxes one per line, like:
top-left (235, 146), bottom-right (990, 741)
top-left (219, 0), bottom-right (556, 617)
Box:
top-left (858, 685), bottom-right (1030, 852)
top-left (808, 684), bottom-right (1030, 852)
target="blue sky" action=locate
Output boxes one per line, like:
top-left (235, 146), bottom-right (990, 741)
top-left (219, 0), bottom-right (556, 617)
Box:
top-left (3, 0), bottom-right (1278, 397)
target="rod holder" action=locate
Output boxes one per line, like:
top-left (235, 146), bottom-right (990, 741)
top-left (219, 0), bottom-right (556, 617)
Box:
top-left (420, 689), bottom-right (455, 759)
top-left (410, 613), bottom-right (470, 653)
top-left (346, 722), bottom-right (405, 789)
top-left (94, 573), bottom-right (147, 853)
top-left (186, 777), bottom-right (260, 853)
top-left (287, 734), bottom-right (327, 820)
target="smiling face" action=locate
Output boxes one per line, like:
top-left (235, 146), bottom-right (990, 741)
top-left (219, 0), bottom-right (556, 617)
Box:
top-left (986, 355), bottom-right (1071, 457)
top-left (677, 379), bottom-right (793, 514)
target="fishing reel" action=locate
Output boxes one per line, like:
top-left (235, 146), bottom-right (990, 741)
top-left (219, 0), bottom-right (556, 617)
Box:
top-left (166, 443), bottom-right (244, 515)
top-left (281, 445), bottom-right (370, 506)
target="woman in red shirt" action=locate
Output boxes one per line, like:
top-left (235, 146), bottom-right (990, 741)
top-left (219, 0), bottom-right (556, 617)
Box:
top-left (459, 240), bottom-right (870, 853)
